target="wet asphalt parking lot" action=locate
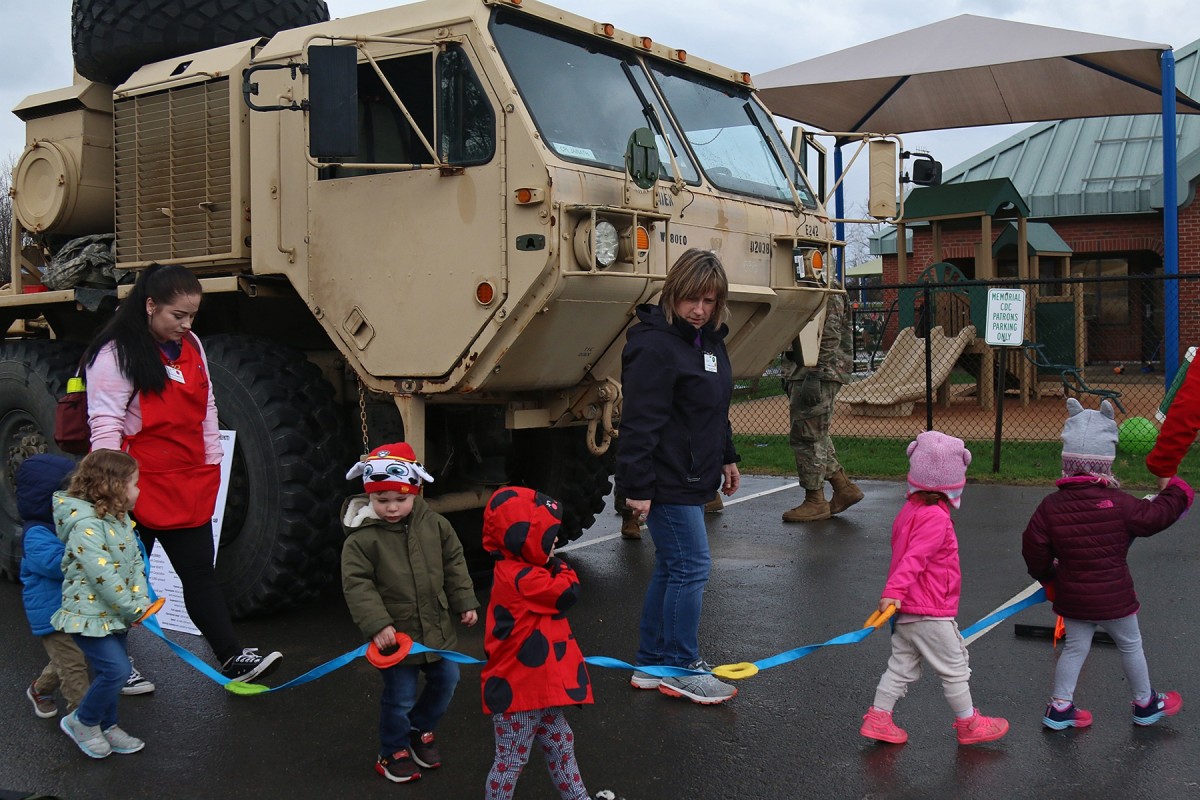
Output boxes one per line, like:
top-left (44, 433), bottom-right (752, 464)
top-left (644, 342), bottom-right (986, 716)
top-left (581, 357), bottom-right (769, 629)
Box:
top-left (2, 476), bottom-right (1198, 799)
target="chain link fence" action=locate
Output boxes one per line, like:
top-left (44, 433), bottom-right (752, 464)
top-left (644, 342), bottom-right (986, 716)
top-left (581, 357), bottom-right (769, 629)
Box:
top-left (731, 273), bottom-right (1195, 476)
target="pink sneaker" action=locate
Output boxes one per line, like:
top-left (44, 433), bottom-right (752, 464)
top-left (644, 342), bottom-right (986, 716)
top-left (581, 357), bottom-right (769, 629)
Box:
top-left (1132, 690), bottom-right (1182, 726)
top-left (954, 709), bottom-right (1009, 745)
top-left (860, 707), bottom-right (907, 744)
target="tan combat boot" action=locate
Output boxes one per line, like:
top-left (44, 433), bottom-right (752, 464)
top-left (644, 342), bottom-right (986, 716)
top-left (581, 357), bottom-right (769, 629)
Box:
top-left (828, 469), bottom-right (865, 515)
top-left (620, 516), bottom-right (642, 538)
top-left (618, 504), bottom-right (642, 539)
top-left (704, 493), bottom-right (724, 513)
top-left (782, 489), bottom-right (831, 522)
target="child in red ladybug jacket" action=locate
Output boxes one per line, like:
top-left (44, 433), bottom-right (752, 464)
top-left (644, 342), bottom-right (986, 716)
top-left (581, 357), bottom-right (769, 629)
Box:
top-left (481, 486), bottom-right (594, 800)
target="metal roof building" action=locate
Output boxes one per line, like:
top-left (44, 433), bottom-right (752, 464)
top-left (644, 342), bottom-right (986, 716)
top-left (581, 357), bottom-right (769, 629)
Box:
top-left (940, 39), bottom-right (1200, 216)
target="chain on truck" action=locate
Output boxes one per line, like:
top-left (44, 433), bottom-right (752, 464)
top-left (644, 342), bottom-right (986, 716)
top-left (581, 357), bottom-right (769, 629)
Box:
top-left (1, 0), bottom-right (920, 617)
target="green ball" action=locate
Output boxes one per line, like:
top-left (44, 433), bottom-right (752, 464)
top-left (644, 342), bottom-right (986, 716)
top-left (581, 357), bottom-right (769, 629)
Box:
top-left (1118, 416), bottom-right (1158, 456)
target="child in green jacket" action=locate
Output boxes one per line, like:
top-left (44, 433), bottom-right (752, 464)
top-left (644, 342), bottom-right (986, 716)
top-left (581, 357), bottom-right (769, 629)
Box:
top-left (341, 442), bottom-right (479, 784)
top-left (53, 449), bottom-right (155, 759)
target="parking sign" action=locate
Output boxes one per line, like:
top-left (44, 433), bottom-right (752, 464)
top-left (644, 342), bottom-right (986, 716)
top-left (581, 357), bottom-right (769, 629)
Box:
top-left (984, 288), bottom-right (1026, 346)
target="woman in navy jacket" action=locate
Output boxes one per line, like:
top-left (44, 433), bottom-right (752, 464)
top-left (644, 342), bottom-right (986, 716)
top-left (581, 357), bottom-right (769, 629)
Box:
top-left (616, 249), bottom-right (741, 705)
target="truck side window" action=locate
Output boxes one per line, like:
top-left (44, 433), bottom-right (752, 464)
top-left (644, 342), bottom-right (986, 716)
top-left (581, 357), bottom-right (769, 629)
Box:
top-left (318, 47), bottom-right (493, 179)
top-left (439, 46), bottom-right (495, 166)
top-left (320, 52), bottom-right (434, 178)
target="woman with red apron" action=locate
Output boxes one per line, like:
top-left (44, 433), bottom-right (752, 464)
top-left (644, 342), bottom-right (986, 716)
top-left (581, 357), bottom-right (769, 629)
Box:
top-left (83, 264), bottom-right (281, 684)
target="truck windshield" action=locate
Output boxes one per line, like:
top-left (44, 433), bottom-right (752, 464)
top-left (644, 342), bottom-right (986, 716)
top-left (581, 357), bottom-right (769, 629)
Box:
top-left (491, 11), bottom-right (815, 208)
top-left (648, 64), bottom-right (816, 208)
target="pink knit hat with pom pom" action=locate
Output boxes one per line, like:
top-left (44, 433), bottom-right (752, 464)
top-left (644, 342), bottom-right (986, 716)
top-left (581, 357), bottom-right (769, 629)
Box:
top-left (906, 430), bottom-right (972, 508)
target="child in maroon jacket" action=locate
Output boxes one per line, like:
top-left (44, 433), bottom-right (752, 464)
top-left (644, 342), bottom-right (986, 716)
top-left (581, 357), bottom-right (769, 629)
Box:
top-left (480, 487), bottom-right (594, 800)
top-left (1023, 398), bottom-right (1193, 730)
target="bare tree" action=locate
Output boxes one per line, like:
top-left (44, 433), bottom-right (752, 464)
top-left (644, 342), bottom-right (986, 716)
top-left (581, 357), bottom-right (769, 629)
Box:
top-left (841, 201), bottom-right (883, 267)
top-left (0, 156), bottom-right (13, 283)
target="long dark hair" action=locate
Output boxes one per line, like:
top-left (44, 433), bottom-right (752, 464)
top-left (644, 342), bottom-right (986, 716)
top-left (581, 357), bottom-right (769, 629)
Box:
top-left (82, 263), bottom-right (203, 395)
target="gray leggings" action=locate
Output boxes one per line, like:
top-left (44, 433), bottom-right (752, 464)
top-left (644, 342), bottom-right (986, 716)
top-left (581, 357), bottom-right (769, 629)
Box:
top-left (1053, 614), bottom-right (1152, 705)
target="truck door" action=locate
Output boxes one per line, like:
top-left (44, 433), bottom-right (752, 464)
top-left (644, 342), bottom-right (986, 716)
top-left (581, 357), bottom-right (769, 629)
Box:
top-left (305, 41), bottom-right (504, 380)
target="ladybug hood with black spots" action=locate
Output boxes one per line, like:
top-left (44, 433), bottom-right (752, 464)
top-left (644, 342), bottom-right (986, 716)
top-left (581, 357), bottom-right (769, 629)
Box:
top-left (480, 487), bottom-right (593, 715)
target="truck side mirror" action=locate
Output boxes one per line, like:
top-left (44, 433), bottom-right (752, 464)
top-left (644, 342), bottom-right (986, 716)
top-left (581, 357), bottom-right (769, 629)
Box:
top-left (626, 127), bottom-right (661, 190)
top-left (910, 157), bottom-right (942, 187)
top-left (309, 45), bottom-right (359, 159)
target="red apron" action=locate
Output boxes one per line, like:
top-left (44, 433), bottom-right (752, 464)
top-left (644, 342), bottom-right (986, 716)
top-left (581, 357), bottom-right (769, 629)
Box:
top-left (126, 337), bottom-right (220, 530)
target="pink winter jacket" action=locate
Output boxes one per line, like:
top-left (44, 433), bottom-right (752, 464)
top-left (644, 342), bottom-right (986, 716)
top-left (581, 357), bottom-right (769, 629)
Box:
top-left (86, 339), bottom-right (223, 465)
top-left (882, 495), bottom-right (961, 617)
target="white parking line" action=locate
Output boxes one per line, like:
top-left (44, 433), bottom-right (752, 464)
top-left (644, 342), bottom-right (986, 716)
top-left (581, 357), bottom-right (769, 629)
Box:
top-left (963, 580), bottom-right (1042, 646)
top-left (557, 482), bottom-right (800, 554)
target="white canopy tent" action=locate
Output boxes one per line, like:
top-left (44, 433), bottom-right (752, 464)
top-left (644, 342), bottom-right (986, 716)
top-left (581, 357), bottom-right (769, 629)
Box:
top-left (754, 14), bottom-right (1200, 378)
top-left (755, 14), bottom-right (1199, 134)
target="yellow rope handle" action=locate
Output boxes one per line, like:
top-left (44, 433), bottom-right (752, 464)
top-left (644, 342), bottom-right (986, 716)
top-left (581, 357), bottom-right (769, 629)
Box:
top-left (136, 597), bottom-right (165, 623)
top-left (710, 662), bottom-right (759, 680)
top-left (863, 604), bottom-right (897, 629)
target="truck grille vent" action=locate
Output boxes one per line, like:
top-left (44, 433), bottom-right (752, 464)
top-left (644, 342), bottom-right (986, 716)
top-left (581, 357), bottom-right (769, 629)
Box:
top-left (114, 79), bottom-right (233, 264)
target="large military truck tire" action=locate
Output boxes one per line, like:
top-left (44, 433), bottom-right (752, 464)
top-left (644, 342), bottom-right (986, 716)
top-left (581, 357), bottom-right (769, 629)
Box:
top-left (202, 335), bottom-right (348, 618)
top-left (0, 340), bottom-right (84, 581)
top-left (509, 428), bottom-right (612, 545)
top-left (71, 0), bottom-right (331, 87)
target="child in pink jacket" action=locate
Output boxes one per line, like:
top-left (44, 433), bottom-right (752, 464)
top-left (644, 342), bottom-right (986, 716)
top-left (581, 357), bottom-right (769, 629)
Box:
top-left (860, 431), bottom-right (1009, 747)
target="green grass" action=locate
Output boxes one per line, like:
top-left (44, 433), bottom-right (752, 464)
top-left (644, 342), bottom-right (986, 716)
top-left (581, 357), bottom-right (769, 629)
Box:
top-left (733, 434), bottom-right (1200, 490)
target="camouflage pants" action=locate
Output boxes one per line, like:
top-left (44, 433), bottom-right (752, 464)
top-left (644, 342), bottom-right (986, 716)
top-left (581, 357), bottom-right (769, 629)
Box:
top-left (786, 378), bottom-right (843, 490)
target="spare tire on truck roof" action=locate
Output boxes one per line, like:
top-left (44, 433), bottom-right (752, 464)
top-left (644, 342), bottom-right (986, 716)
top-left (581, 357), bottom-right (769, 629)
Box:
top-left (71, 0), bottom-right (331, 86)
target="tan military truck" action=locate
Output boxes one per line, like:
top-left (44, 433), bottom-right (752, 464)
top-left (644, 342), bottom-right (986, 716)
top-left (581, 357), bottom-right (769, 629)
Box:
top-left (1, 0), bottom-right (849, 616)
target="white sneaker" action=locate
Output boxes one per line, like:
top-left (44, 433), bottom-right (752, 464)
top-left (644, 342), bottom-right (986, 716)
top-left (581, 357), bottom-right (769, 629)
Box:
top-left (103, 725), bottom-right (145, 754)
top-left (60, 711), bottom-right (112, 759)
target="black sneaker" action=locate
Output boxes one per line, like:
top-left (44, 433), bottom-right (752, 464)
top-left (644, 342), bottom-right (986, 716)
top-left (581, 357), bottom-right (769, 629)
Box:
top-left (375, 749), bottom-right (421, 783)
top-left (220, 648), bottom-right (282, 682)
top-left (1042, 702), bottom-right (1093, 730)
top-left (409, 730), bottom-right (442, 769)
top-left (121, 663), bottom-right (155, 696)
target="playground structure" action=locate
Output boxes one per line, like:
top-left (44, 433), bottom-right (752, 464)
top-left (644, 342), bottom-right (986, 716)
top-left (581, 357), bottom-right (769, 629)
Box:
top-left (845, 178), bottom-right (1126, 417)
top-left (838, 325), bottom-right (977, 417)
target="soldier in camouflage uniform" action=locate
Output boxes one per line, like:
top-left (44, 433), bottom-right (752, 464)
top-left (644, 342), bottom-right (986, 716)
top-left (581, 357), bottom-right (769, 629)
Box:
top-left (781, 292), bottom-right (864, 522)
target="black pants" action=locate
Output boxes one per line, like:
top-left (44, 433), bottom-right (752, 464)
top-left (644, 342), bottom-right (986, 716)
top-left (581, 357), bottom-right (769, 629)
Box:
top-left (137, 520), bottom-right (240, 664)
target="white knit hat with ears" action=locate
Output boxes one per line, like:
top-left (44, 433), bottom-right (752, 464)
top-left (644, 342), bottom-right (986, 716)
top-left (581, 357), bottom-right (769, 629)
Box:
top-left (345, 442), bottom-right (434, 496)
top-left (1061, 398), bottom-right (1119, 482)
top-left (906, 430), bottom-right (972, 508)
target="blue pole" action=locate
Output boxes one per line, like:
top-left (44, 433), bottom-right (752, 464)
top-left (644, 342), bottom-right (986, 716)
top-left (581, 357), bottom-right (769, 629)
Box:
top-left (1163, 50), bottom-right (1180, 384)
top-left (834, 144), bottom-right (845, 282)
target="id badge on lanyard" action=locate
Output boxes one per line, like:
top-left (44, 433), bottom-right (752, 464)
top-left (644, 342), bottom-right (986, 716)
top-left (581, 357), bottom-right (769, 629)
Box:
top-left (703, 352), bottom-right (718, 373)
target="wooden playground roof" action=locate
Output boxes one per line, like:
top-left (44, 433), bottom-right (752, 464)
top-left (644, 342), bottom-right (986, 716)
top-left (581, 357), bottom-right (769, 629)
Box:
top-left (903, 177), bottom-right (1031, 221)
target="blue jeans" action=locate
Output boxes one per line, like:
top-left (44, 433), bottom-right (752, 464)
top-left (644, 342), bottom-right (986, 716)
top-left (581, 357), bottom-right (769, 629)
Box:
top-left (637, 503), bottom-right (711, 668)
top-left (379, 657), bottom-right (460, 757)
top-left (72, 632), bottom-right (131, 729)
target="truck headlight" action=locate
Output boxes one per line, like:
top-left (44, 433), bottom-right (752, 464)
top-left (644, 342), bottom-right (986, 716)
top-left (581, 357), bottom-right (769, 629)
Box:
top-left (573, 219), bottom-right (620, 269)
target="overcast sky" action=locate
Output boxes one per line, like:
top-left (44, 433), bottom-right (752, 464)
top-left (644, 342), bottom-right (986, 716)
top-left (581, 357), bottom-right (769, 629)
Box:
top-left (2, 0), bottom-right (1198, 211)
